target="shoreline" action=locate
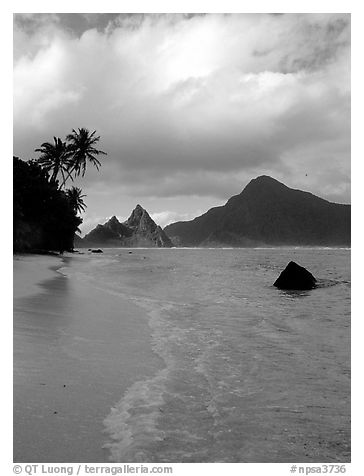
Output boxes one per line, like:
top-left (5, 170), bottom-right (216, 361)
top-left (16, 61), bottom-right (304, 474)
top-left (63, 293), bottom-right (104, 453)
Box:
top-left (13, 249), bottom-right (350, 462)
top-left (13, 253), bottom-right (162, 462)
top-left (13, 253), bottom-right (64, 299)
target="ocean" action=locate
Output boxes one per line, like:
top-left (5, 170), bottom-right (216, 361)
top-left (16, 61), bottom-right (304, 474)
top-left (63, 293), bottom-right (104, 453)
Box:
top-left (60, 247), bottom-right (350, 463)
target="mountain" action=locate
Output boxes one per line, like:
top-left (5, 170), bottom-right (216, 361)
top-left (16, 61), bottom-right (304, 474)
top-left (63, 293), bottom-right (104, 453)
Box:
top-left (73, 233), bottom-right (84, 247)
top-left (164, 176), bottom-right (351, 247)
top-left (81, 205), bottom-right (173, 248)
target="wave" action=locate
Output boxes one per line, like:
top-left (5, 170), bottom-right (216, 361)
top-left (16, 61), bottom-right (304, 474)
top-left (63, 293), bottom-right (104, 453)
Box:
top-left (56, 248), bottom-right (350, 462)
top-left (103, 300), bottom-right (178, 462)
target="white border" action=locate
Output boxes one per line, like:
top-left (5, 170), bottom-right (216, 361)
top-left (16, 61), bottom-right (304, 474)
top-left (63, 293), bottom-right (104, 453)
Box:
top-left (4, 2), bottom-right (361, 475)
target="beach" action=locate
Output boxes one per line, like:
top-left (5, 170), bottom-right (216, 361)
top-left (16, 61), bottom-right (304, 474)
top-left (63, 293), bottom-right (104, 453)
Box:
top-left (14, 248), bottom-right (350, 463)
top-left (13, 254), bottom-right (161, 462)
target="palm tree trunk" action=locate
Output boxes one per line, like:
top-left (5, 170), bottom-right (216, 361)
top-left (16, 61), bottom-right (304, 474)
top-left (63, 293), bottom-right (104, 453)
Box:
top-left (59, 168), bottom-right (75, 188)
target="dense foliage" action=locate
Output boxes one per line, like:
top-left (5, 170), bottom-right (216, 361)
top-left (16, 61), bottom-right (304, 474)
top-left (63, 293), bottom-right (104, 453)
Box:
top-left (13, 157), bottom-right (82, 252)
top-left (13, 127), bottom-right (106, 253)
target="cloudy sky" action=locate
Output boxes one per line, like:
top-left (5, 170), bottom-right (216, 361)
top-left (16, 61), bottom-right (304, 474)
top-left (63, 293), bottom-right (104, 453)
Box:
top-left (13, 13), bottom-right (350, 234)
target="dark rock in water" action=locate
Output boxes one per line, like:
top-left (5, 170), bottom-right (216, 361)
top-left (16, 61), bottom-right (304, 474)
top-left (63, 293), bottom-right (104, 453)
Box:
top-left (274, 261), bottom-right (317, 290)
top-left (91, 249), bottom-right (103, 253)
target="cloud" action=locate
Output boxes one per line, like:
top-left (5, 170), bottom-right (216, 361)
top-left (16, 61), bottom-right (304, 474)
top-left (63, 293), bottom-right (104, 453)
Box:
top-left (150, 210), bottom-right (201, 228)
top-left (13, 13), bottom-right (351, 218)
top-left (78, 213), bottom-right (110, 236)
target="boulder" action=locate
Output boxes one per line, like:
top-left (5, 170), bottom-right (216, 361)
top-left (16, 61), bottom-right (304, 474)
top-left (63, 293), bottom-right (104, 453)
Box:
top-left (274, 261), bottom-right (316, 290)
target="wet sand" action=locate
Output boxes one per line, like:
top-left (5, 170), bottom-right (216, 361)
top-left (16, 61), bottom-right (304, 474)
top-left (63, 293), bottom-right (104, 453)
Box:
top-left (13, 254), bottom-right (161, 462)
top-left (13, 254), bottom-right (61, 299)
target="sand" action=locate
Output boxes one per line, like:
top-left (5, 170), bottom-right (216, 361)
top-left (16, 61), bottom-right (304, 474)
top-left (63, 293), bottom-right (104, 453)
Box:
top-left (13, 254), bottom-right (161, 462)
top-left (13, 254), bottom-right (61, 299)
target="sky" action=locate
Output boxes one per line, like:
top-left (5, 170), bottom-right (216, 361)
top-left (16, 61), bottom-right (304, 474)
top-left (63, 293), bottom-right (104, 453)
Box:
top-left (13, 13), bottom-right (351, 234)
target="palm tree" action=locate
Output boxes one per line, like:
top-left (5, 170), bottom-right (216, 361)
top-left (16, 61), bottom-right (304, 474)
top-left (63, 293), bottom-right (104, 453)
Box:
top-left (66, 186), bottom-right (87, 215)
top-left (66, 128), bottom-right (107, 178)
top-left (35, 137), bottom-right (73, 187)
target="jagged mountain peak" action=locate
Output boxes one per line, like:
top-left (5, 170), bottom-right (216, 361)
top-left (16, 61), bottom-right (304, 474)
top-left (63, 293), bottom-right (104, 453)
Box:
top-left (106, 215), bottom-right (121, 225)
top-left (124, 204), bottom-right (154, 228)
top-left (82, 205), bottom-right (173, 248)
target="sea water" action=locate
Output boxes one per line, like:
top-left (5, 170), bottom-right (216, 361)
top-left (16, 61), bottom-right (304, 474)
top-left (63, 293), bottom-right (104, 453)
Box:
top-left (65, 248), bottom-right (350, 463)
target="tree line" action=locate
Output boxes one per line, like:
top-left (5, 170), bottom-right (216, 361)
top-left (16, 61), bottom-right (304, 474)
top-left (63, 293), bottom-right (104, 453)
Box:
top-left (13, 128), bottom-right (106, 253)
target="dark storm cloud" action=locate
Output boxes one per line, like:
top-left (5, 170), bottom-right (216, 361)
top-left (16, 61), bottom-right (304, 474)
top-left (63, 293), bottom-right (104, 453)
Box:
top-left (14, 13), bottom-right (351, 213)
